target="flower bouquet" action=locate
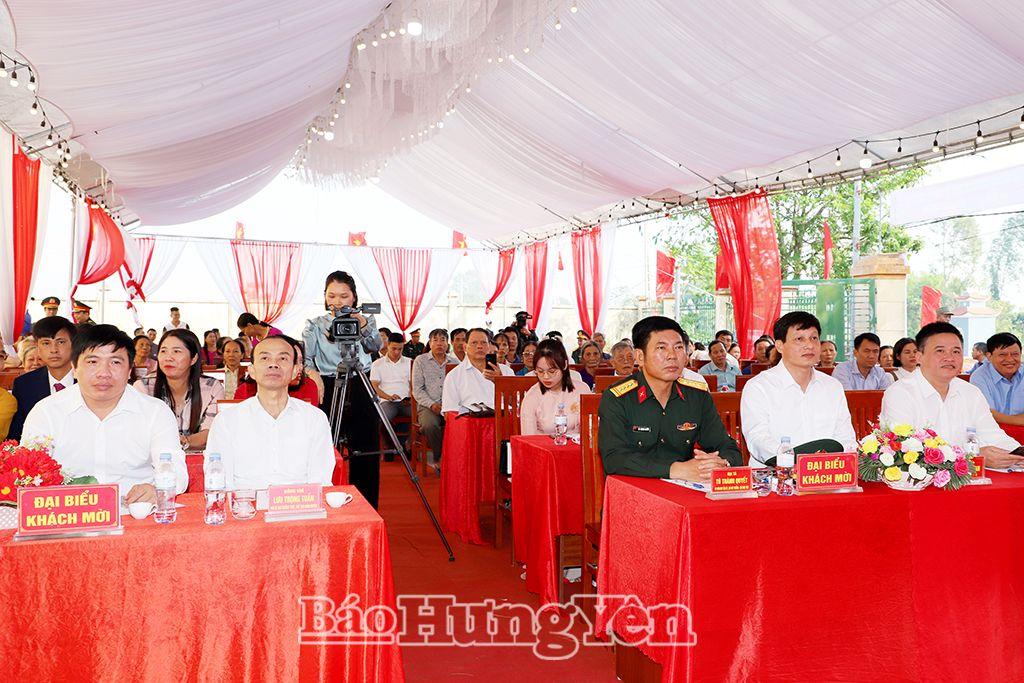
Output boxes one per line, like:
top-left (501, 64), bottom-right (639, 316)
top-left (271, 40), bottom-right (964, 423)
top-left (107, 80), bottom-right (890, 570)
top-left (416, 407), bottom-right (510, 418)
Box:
top-left (0, 438), bottom-right (97, 528)
top-left (857, 424), bottom-right (974, 491)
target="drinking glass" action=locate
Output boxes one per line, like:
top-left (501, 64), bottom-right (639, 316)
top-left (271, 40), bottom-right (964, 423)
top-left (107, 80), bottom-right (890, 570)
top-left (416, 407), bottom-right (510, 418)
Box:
top-left (231, 489), bottom-right (257, 520)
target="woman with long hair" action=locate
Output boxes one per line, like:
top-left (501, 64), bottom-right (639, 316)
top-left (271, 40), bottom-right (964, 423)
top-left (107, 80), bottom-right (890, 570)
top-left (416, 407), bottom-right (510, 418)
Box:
top-left (520, 339), bottom-right (592, 435)
top-left (237, 312), bottom-right (282, 347)
top-left (892, 337), bottom-right (919, 380)
top-left (200, 330), bottom-right (222, 367)
top-left (134, 329), bottom-right (224, 450)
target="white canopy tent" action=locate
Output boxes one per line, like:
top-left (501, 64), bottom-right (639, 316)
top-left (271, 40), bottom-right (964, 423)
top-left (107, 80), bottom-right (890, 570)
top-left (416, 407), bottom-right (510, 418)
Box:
top-left (3, 0), bottom-right (1024, 245)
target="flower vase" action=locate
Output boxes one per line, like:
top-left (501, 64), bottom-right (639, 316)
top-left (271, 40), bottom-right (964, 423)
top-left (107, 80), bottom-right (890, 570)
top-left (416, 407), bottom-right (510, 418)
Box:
top-left (0, 505), bottom-right (17, 529)
top-left (883, 470), bottom-right (933, 491)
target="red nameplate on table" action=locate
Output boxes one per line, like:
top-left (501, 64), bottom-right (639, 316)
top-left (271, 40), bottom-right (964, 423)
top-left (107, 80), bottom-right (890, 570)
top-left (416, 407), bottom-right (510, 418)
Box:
top-left (266, 484), bottom-right (326, 522)
top-left (794, 453), bottom-right (862, 494)
top-left (706, 467), bottom-right (757, 500)
top-left (969, 454), bottom-right (992, 485)
top-left (15, 483), bottom-right (123, 540)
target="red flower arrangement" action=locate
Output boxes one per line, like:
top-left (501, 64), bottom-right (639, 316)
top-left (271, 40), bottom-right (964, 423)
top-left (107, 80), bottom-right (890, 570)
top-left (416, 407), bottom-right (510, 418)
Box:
top-left (0, 438), bottom-right (92, 505)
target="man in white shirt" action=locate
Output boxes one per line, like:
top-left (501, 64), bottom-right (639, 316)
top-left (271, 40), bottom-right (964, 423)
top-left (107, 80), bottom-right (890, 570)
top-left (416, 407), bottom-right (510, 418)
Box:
top-left (450, 328), bottom-right (468, 363)
top-left (9, 316), bottom-right (79, 441)
top-left (741, 312), bottom-right (857, 466)
top-left (370, 332), bottom-right (413, 457)
top-left (442, 328), bottom-right (514, 415)
top-left (163, 306), bottom-right (189, 332)
top-left (609, 341), bottom-right (635, 377)
top-left (22, 324), bottom-right (187, 503)
top-left (832, 332), bottom-right (894, 391)
top-left (207, 335), bottom-right (335, 489)
top-left (882, 322), bottom-right (1023, 469)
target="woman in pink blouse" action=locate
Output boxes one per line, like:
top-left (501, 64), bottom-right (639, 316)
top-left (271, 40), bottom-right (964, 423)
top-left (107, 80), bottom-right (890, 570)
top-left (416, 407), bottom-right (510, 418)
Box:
top-left (519, 339), bottom-right (592, 436)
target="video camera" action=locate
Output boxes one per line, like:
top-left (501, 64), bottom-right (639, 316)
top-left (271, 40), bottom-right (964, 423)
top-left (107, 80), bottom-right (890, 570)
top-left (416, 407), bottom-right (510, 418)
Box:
top-left (329, 303), bottom-right (382, 343)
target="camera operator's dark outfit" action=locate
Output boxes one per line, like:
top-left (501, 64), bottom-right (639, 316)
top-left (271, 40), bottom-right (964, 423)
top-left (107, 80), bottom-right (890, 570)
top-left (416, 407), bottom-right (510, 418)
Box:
top-left (303, 310), bottom-right (384, 508)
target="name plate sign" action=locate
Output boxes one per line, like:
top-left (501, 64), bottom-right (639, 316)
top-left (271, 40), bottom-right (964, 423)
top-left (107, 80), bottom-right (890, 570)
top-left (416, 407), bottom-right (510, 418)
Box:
top-left (706, 468), bottom-right (757, 500)
top-left (266, 484), bottom-right (326, 522)
top-left (795, 454), bottom-right (862, 493)
top-left (969, 454), bottom-right (992, 485)
top-left (15, 484), bottom-right (123, 540)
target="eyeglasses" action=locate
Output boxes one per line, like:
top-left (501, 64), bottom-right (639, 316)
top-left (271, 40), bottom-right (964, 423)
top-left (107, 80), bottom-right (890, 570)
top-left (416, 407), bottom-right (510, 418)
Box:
top-left (522, 351), bottom-right (535, 357)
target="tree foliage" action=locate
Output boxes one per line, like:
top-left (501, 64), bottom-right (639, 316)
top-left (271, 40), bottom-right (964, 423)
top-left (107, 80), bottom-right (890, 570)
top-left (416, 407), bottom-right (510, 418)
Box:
top-left (986, 214), bottom-right (1024, 300)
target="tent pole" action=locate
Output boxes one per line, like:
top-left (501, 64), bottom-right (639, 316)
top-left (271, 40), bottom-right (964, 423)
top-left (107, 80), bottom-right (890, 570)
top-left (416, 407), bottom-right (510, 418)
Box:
top-left (852, 179), bottom-right (863, 265)
top-left (67, 195), bottom-right (77, 315)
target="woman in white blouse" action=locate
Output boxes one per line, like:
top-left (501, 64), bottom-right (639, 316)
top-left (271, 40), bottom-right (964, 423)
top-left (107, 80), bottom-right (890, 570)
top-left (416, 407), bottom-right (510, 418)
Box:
top-left (519, 339), bottom-right (592, 436)
top-left (134, 329), bottom-right (224, 450)
top-left (891, 337), bottom-right (919, 380)
top-left (219, 337), bottom-right (247, 399)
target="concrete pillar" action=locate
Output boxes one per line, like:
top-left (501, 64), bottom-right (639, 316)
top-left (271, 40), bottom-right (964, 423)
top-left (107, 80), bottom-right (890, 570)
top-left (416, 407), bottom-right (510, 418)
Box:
top-left (851, 253), bottom-right (909, 343)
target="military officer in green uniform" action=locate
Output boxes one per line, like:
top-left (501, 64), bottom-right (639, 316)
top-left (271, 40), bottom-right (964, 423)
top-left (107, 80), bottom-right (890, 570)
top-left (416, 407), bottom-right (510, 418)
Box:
top-left (599, 316), bottom-right (741, 480)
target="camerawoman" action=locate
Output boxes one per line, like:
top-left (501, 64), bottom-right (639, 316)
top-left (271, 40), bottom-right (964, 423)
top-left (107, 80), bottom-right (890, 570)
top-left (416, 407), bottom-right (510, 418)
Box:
top-left (303, 270), bottom-right (384, 509)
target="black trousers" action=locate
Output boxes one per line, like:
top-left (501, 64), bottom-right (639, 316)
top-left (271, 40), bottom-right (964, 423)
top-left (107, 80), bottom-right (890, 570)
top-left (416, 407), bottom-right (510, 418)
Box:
top-left (320, 373), bottom-right (382, 509)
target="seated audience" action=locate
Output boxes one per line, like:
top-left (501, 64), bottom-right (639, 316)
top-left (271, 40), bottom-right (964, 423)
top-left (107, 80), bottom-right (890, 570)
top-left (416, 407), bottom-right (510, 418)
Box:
top-left (516, 341), bottom-right (539, 376)
top-left (234, 338), bottom-right (320, 405)
top-left (9, 316), bottom-right (77, 442)
top-left (501, 328), bottom-right (521, 364)
top-left (883, 323), bottom-right (1022, 469)
top-left (728, 342), bottom-right (742, 361)
top-left (715, 330), bottom-right (742, 369)
top-left (219, 337), bottom-right (247, 400)
top-left (135, 329), bottom-right (223, 451)
top-left (819, 339), bottom-right (838, 368)
top-left (19, 342), bottom-right (44, 372)
top-left (146, 328), bottom-right (159, 358)
top-left (970, 332), bottom-right (1024, 427)
top-left (599, 316), bottom-right (740, 480)
top-left (495, 332), bottom-right (512, 366)
top-left (892, 337), bottom-right (919, 379)
top-left (578, 340), bottom-right (603, 389)
top-left (742, 336), bottom-right (775, 374)
top-left (200, 330), bottom-right (223, 367)
top-left (700, 340), bottom-right (739, 391)
top-left (132, 335), bottom-right (158, 381)
top-left (833, 333), bottom-right (894, 391)
top-left (571, 330), bottom-right (591, 363)
top-left (690, 341), bottom-right (710, 362)
top-left (609, 341), bottom-right (635, 377)
top-left (0, 385), bottom-right (14, 439)
top-left (370, 332), bottom-right (413, 456)
top-left (968, 342), bottom-right (987, 375)
top-left (592, 332), bottom-right (612, 361)
top-left (741, 312), bottom-right (856, 467)
top-left (442, 328), bottom-right (514, 415)
top-left (520, 339), bottom-right (592, 435)
top-left (403, 329), bottom-right (426, 359)
top-left (879, 345), bottom-right (894, 369)
top-left (206, 335), bottom-right (335, 489)
top-left (412, 329), bottom-right (456, 467)
top-left (450, 328), bottom-right (468, 362)
top-left (22, 325), bottom-right (187, 502)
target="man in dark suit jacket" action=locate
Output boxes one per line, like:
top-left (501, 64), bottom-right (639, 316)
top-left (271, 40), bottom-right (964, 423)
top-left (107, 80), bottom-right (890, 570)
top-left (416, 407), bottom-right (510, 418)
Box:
top-left (9, 316), bottom-right (77, 442)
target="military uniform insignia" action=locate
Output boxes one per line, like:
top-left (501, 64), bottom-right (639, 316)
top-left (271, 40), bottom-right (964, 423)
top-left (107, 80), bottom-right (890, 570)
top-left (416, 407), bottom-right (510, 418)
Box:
top-left (637, 386), bottom-right (648, 403)
top-left (677, 378), bottom-right (710, 392)
top-left (677, 422), bottom-right (697, 431)
top-left (631, 426), bottom-right (652, 432)
top-left (609, 379), bottom-right (638, 398)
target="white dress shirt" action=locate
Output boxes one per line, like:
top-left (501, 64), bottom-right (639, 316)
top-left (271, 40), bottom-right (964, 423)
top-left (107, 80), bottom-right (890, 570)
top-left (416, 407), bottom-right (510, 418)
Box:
top-left (441, 358), bottom-right (514, 414)
top-left (893, 367), bottom-right (914, 380)
top-left (741, 363), bottom-right (857, 466)
top-left (206, 396), bottom-right (335, 490)
top-left (48, 369), bottom-right (74, 393)
top-left (22, 385), bottom-right (187, 496)
top-left (370, 355), bottom-right (412, 400)
top-left (881, 369), bottom-right (1018, 450)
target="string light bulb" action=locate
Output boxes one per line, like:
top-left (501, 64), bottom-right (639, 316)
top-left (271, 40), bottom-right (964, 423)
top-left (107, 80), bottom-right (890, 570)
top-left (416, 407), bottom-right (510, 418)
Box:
top-left (554, 17), bottom-right (562, 30)
top-left (45, 132), bottom-right (54, 146)
top-left (356, 40), bottom-right (366, 51)
top-left (27, 74), bottom-right (36, 91)
top-left (0, 58), bottom-right (6, 78)
top-left (834, 149), bottom-right (841, 167)
top-left (859, 147), bottom-right (872, 169)
top-left (407, 17), bottom-right (423, 36)
top-left (30, 100), bottom-right (38, 116)
top-left (931, 132), bottom-right (940, 153)
top-left (806, 162), bottom-right (813, 178)
top-left (975, 121), bottom-right (984, 144)
top-left (897, 137), bottom-right (902, 154)
top-left (344, 81), bottom-right (352, 89)
top-left (9, 70), bottom-right (18, 87)
top-left (389, 30), bottom-right (396, 37)
top-left (371, 39), bottom-right (379, 47)
top-left (570, 2), bottom-right (578, 13)
top-left (323, 130), bottom-right (335, 141)
top-left (775, 174), bottom-right (780, 182)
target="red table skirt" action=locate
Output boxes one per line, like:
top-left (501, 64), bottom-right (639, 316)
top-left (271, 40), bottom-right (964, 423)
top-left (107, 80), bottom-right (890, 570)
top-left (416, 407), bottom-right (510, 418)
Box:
top-left (186, 449), bottom-right (347, 493)
top-left (597, 474), bottom-right (1024, 682)
top-left (439, 415), bottom-right (495, 545)
top-left (999, 422), bottom-right (1024, 446)
top-left (511, 435), bottom-right (583, 605)
top-left (0, 486), bottom-right (403, 682)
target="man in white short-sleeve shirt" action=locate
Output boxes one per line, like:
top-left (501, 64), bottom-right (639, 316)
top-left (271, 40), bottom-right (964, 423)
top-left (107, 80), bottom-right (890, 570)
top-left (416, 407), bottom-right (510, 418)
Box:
top-left (442, 328), bottom-right (514, 415)
top-left (741, 312), bottom-right (857, 466)
top-left (22, 325), bottom-right (187, 502)
top-left (207, 335), bottom-right (335, 489)
top-left (882, 322), bottom-right (1023, 469)
top-left (370, 333), bottom-right (413, 447)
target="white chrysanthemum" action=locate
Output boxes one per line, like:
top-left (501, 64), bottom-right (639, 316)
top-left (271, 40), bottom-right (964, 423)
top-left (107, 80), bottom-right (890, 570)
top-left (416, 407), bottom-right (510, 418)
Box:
top-left (901, 438), bottom-right (923, 453)
top-left (880, 453), bottom-right (895, 467)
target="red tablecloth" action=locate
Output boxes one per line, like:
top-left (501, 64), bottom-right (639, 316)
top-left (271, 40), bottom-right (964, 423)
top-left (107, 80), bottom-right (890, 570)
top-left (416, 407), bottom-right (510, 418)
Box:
top-left (186, 450), bottom-right (347, 493)
top-left (597, 474), bottom-right (1024, 682)
top-left (999, 422), bottom-right (1024, 446)
top-left (0, 486), bottom-right (403, 682)
top-left (511, 435), bottom-right (583, 605)
top-left (439, 415), bottom-right (495, 545)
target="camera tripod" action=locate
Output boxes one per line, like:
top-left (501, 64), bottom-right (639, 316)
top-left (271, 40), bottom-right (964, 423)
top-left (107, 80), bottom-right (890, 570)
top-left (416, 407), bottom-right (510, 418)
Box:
top-left (328, 350), bottom-right (454, 562)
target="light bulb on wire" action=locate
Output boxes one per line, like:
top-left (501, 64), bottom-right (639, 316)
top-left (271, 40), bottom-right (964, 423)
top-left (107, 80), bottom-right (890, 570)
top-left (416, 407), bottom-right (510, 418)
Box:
top-left (27, 74), bottom-right (36, 91)
top-left (931, 132), bottom-right (940, 153)
top-left (859, 149), bottom-right (873, 169)
top-left (570, 2), bottom-right (578, 13)
top-left (554, 17), bottom-right (562, 29)
top-left (407, 17), bottom-right (423, 36)
top-left (975, 121), bottom-right (984, 144)
top-left (834, 149), bottom-right (841, 167)
top-left (30, 100), bottom-right (38, 116)
top-left (806, 162), bottom-right (813, 178)
top-left (9, 70), bottom-right (18, 87)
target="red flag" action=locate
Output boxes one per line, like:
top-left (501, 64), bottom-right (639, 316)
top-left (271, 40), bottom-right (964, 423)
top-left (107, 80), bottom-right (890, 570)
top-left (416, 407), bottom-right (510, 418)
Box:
top-left (920, 286), bottom-right (942, 326)
top-left (452, 231), bottom-right (467, 250)
top-left (656, 250), bottom-right (675, 299)
top-left (348, 231), bottom-right (367, 246)
top-left (822, 220), bottom-right (833, 279)
top-left (234, 221), bottom-right (245, 239)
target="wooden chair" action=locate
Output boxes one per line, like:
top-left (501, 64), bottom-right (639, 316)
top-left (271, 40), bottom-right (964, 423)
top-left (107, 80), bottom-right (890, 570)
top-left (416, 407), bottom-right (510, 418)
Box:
top-left (845, 390), bottom-right (884, 440)
top-left (750, 363), bottom-right (770, 376)
top-left (594, 374), bottom-right (627, 393)
top-left (957, 374), bottom-right (970, 382)
top-left (493, 375), bottom-right (538, 558)
top-left (692, 359), bottom-right (711, 370)
top-left (817, 366), bottom-right (836, 375)
top-left (735, 375), bottom-right (752, 392)
top-left (701, 374), bottom-right (718, 392)
top-left (0, 369), bottom-right (22, 390)
top-left (711, 391), bottom-right (749, 464)
top-left (594, 366), bottom-right (615, 376)
top-left (580, 393), bottom-right (603, 613)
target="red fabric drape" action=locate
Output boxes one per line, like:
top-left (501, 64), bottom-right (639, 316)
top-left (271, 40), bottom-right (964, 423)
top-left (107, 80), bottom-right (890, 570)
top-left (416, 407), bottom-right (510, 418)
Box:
top-left (119, 236), bottom-right (155, 306)
top-left (10, 145), bottom-right (42, 343)
top-left (822, 220), bottom-right (834, 279)
top-left (372, 247), bottom-right (431, 333)
top-left (484, 248), bottom-right (516, 314)
top-left (655, 250), bottom-right (675, 299)
top-left (523, 241), bottom-right (548, 323)
top-left (714, 251), bottom-right (729, 290)
top-left (348, 232), bottom-right (367, 246)
top-left (572, 227), bottom-right (602, 336)
top-left (707, 189), bottom-right (782, 357)
top-left (921, 286), bottom-right (942, 326)
top-left (77, 200), bottom-right (127, 288)
top-left (230, 241), bottom-right (303, 324)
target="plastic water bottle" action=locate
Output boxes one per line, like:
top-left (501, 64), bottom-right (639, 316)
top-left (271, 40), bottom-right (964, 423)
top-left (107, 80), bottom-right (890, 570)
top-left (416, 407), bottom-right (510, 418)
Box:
top-left (553, 403), bottom-right (568, 446)
top-left (965, 427), bottom-right (980, 458)
top-left (204, 452), bottom-right (227, 525)
top-left (154, 453), bottom-right (178, 524)
top-left (775, 437), bottom-right (796, 496)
